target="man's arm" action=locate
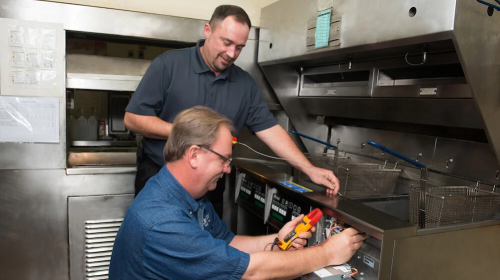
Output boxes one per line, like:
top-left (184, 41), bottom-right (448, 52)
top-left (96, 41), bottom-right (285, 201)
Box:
top-left (255, 125), bottom-right (341, 194)
top-left (241, 228), bottom-right (365, 280)
top-left (124, 111), bottom-right (172, 140)
top-left (230, 215), bottom-right (310, 254)
top-left (229, 234), bottom-right (278, 253)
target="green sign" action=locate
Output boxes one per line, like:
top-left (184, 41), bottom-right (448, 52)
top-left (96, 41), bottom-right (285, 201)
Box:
top-left (315, 9), bottom-right (332, 48)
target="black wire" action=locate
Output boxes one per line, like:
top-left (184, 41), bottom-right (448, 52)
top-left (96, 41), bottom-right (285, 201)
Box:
top-left (273, 236), bottom-right (309, 251)
top-left (285, 237), bottom-right (300, 250)
top-left (270, 237), bottom-right (280, 251)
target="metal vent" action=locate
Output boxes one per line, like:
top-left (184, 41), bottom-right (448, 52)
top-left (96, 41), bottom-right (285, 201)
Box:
top-left (84, 218), bottom-right (123, 280)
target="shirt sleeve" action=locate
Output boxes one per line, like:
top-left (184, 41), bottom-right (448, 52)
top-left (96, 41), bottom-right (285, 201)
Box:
top-left (142, 208), bottom-right (250, 280)
top-left (245, 79), bottom-right (278, 133)
top-left (126, 56), bottom-right (169, 117)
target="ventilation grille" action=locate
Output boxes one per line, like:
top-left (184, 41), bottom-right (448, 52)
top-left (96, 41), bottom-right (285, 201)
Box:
top-left (84, 218), bottom-right (123, 280)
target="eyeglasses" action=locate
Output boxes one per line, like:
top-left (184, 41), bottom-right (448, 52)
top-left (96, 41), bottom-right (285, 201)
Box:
top-left (198, 145), bottom-right (232, 167)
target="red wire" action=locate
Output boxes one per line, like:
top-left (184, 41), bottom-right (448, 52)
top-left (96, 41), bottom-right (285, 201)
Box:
top-left (329, 226), bottom-right (346, 237)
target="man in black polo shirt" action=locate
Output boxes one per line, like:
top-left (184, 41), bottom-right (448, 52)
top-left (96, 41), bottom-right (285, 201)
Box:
top-left (124, 5), bottom-right (340, 217)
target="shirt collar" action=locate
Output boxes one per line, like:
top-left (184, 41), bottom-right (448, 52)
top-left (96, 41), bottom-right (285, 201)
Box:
top-left (192, 39), bottom-right (234, 82)
top-left (157, 165), bottom-right (200, 213)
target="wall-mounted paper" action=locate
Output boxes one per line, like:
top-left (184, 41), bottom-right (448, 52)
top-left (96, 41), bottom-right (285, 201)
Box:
top-left (0, 19), bottom-right (64, 97)
top-left (0, 96), bottom-right (59, 143)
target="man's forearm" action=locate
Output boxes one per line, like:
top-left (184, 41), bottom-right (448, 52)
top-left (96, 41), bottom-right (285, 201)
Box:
top-left (229, 234), bottom-right (278, 254)
top-left (124, 112), bottom-right (172, 140)
top-left (242, 246), bottom-right (329, 280)
top-left (256, 125), bottom-right (339, 192)
top-left (256, 125), bottom-right (313, 171)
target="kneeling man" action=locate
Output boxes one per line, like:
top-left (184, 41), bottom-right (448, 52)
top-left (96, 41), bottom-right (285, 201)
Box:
top-left (109, 106), bottom-right (365, 280)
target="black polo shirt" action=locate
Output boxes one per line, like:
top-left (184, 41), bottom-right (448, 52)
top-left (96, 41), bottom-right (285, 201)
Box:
top-left (126, 39), bottom-right (277, 166)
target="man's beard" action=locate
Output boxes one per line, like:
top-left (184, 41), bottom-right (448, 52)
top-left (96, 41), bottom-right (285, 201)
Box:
top-left (213, 54), bottom-right (233, 72)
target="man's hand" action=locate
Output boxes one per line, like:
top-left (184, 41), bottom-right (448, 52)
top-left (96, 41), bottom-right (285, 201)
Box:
top-left (277, 215), bottom-right (315, 250)
top-left (322, 228), bottom-right (366, 265)
top-left (306, 166), bottom-right (340, 195)
top-left (255, 126), bottom-right (341, 195)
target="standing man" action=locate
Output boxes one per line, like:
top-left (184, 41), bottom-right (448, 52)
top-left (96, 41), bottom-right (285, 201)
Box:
top-left (109, 106), bottom-right (366, 280)
top-left (124, 5), bottom-right (340, 215)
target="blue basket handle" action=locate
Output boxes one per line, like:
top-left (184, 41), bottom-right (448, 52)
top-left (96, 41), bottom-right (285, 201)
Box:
top-left (289, 130), bottom-right (338, 150)
top-left (366, 141), bottom-right (426, 168)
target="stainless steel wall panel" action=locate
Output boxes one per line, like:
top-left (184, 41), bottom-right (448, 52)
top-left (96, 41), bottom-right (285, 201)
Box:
top-left (261, 64), bottom-right (329, 154)
top-left (431, 138), bottom-right (500, 184)
top-left (0, 169), bottom-right (134, 280)
top-left (233, 29), bottom-right (279, 105)
top-left (330, 125), bottom-right (436, 169)
top-left (391, 224), bottom-right (500, 280)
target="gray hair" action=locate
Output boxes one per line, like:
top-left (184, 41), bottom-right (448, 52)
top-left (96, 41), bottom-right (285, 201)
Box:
top-left (164, 106), bottom-right (235, 163)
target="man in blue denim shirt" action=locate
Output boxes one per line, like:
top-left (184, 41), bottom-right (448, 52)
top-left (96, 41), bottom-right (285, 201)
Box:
top-left (109, 106), bottom-right (366, 280)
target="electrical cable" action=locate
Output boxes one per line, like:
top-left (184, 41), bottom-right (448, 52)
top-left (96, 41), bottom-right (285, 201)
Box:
top-left (236, 142), bottom-right (339, 193)
top-left (263, 242), bottom-right (273, 251)
top-left (270, 237), bottom-right (281, 251)
top-left (329, 226), bottom-right (346, 238)
top-left (342, 267), bottom-right (358, 279)
top-left (285, 237), bottom-right (301, 250)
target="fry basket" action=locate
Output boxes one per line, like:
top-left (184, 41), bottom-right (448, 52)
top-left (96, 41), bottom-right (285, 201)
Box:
top-left (410, 185), bottom-right (500, 228)
top-left (336, 163), bottom-right (400, 198)
top-left (298, 154), bottom-right (401, 198)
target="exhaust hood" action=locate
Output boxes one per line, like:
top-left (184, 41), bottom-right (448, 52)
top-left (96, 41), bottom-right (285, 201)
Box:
top-left (258, 0), bottom-right (500, 162)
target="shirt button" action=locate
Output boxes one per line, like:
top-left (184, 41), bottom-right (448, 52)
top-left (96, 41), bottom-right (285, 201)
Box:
top-left (189, 211), bottom-right (193, 214)
top-left (211, 92), bottom-right (214, 96)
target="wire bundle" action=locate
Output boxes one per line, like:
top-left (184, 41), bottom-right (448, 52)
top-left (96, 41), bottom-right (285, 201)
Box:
top-left (342, 267), bottom-right (358, 279)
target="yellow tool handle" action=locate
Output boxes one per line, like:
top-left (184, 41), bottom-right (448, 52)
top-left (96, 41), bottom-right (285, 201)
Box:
top-left (278, 218), bottom-right (312, 250)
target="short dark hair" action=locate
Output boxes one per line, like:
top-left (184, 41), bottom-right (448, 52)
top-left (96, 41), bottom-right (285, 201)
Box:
top-left (209, 5), bottom-right (251, 29)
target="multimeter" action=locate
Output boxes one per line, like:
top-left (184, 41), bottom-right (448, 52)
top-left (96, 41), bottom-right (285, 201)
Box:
top-left (278, 208), bottom-right (323, 250)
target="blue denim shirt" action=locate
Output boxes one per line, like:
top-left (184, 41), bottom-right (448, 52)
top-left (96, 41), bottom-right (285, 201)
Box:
top-left (109, 166), bottom-right (250, 280)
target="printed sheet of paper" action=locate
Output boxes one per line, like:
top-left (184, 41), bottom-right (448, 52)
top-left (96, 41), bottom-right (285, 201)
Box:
top-left (0, 96), bottom-right (59, 143)
top-left (0, 18), bottom-right (64, 97)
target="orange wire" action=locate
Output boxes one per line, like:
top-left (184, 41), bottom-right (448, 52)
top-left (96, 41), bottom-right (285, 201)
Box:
top-left (344, 267), bottom-right (358, 278)
top-left (263, 242), bottom-right (273, 251)
top-left (329, 226), bottom-right (346, 237)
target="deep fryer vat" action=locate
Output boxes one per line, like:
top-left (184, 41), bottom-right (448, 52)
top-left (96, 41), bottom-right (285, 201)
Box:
top-left (410, 186), bottom-right (500, 228)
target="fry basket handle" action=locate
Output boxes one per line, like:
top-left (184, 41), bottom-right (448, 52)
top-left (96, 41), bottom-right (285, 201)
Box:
top-left (366, 141), bottom-right (426, 168)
